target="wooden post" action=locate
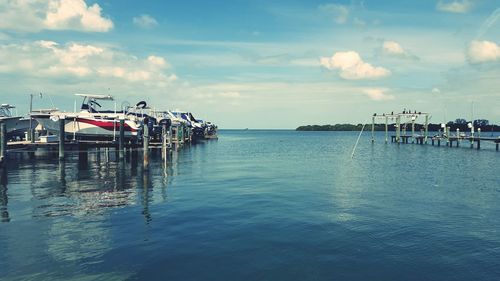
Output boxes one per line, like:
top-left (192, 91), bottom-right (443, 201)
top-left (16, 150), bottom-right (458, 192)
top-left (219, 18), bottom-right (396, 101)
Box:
top-left (496, 143), bottom-right (499, 151)
top-left (385, 116), bottom-right (388, 143)
top-left (371, 115), bottom-right (375, 143)
top-left (477, 139), bottom-right (480, 150)
top-left (162, 124), bottom-right (167, 161)
top-left (432, 138), bottom-right (434, 146)
top-left (456, 129), bottom-right (460, 147)
top-left (168, 125), bottom-right (173, 148)
top-left (119, 118), bottom-right (125, 160)
top-left (59, 116), bottom-right (65, 159)
top-left (0, 122), bottom-right (6, 162)
top-left (411, 117), bottom-right (415, 143)
top-left (470, 124), bottom-right (474, 148)
top-left (446, 127), bottom-right (450, 147)
top-left (143, 122), bottom-right (149, 169)
top-left (424, 114), bottom-right (429, 144)
top-left (396, 115), bottom-right (400, 143)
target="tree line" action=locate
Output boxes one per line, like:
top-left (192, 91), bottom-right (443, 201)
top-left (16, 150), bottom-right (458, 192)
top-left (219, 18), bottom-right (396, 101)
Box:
top-left (296, 121), bottom-right (500, 132)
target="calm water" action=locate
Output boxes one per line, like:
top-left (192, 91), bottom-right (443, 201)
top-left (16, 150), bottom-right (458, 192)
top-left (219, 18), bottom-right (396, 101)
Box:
top-left (1, 130), bottom-right (499, 281)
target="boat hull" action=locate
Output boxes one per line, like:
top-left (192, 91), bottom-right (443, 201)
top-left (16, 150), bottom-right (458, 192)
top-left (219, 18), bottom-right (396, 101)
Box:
top-left (33, 115), bottom-right (139, 141)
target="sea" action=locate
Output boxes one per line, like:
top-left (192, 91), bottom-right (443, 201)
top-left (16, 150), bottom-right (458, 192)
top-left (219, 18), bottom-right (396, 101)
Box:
top-left (1, 130), bottom-right (499, 281)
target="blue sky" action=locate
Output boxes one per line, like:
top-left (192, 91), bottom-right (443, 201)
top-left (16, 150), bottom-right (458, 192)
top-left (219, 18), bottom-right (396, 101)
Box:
top-left (0, 0), bottom-right (499, 128)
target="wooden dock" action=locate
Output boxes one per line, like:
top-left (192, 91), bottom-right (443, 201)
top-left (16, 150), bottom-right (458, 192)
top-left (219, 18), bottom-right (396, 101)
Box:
top-left (390, 135), bottom-right (500, 151)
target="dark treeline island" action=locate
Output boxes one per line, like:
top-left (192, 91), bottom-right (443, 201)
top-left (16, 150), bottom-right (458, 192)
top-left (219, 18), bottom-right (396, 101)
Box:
top-left (296, 122), bottom-right (500, 132)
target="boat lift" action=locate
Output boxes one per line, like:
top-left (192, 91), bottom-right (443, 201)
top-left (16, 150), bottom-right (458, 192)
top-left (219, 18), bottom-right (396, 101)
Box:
top-left (371, 111), bottom-right (430, 144)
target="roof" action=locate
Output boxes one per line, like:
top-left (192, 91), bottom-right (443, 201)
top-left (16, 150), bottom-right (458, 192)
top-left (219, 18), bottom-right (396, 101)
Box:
top-left (0, 104), bottom-right (15, 109)
top-left (75, 94), bottom-right (114, 100)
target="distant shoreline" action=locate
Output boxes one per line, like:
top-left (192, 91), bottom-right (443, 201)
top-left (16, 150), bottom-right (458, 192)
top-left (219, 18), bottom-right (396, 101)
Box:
top-left (296, 124), bottom-right (500, 132)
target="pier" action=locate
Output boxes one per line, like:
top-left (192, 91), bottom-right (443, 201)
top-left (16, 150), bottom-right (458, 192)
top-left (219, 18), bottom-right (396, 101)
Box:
top-left (371, 111), bottom-right (499, 152)
top-left (0, 119), bottom-right (206, 167)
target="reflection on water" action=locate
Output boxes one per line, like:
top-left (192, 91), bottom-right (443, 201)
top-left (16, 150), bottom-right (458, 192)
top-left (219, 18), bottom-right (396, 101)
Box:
top-left (1, 132), bottom-right (499, 281)
top-left (1, 147), bottom-right (178, 222)
top-left (1, 167), bottom-right (9, 222)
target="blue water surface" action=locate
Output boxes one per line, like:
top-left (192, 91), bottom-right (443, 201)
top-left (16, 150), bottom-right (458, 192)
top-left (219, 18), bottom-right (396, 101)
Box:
top-left (0, 130), bottom-right (499, 281)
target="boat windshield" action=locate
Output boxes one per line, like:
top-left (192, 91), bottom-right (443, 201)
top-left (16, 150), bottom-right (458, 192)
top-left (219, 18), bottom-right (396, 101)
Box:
top-left (0, 104), bottom-right (14, 117)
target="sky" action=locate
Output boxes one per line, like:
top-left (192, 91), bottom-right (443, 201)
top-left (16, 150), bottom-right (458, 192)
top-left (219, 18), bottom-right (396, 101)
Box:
top-left (0, 0), bottom-right (499, 129)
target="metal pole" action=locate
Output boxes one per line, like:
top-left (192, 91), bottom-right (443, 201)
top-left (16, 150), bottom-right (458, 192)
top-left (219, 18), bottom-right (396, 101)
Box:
top-left (59, 116), bottom-right (65, 159)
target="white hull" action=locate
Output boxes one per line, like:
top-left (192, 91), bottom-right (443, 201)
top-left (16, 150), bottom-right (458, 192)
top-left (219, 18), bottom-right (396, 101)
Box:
top-left (34, 114), bottom-right (139, 140)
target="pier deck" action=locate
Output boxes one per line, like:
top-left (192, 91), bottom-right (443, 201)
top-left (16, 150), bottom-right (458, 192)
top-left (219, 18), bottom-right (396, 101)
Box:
top-left (390, 135), bottom-right (500, 150)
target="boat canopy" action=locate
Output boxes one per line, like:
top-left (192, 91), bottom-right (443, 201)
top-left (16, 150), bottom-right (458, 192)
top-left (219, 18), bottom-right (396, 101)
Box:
top-left (75, 94), bottom-right (114, 100)
top-left (0, 104), bottom-right (15, 109)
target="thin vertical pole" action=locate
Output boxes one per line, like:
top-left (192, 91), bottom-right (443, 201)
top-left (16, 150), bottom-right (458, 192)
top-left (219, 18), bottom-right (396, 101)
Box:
top-left (59, 116), bottom-right (65, 159)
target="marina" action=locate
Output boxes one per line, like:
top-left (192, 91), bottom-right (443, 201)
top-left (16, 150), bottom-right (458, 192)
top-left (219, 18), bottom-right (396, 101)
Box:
top-left (0, 94), bottom-right (218, 167)
top-left (1, 0), bottom-right (500, 280)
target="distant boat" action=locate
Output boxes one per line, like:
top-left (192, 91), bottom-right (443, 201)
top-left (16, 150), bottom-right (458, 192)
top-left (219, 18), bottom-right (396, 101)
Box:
top-left (0, 104), bottom-right (36, 139)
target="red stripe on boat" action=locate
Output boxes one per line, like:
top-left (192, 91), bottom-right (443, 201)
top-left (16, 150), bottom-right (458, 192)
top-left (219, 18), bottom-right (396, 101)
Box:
top-left (77, 118), bottom-right (137, 132)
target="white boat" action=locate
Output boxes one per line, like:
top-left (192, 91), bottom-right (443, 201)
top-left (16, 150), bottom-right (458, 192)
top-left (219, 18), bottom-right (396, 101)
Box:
top-left (0, 104), bottom-right (36, 139)
top-left (31, 94), bottom-right (147, 141)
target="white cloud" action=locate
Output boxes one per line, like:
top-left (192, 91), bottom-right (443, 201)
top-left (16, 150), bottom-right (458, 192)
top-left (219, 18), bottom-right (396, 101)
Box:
top-left (383, 41), bottom-right (405, 55)
top-left (0, 0), bottom-right (113, 32)
top-left (0, 40), bottom-right (176, 87)
top-left (319, 3), bottom-right (349, 24)
top-left (436, 0), bottom-right (473, 14)
top-left (362, 88), bottom-right (394, 101)
top-left (467, 40), bottom-right (500, 63)
top-left (320, 51), bottom-right (391, 80)
top-left (133, 14), bottom-right (158, 29)
top-left (431, 88), bottom-right (441, 94)
top-left (382, 40), bottom-right (419, 60)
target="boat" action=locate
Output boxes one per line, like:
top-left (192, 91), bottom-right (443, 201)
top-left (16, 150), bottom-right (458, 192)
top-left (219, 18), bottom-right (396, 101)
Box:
top-left (31, 94), bottom-right (150, 141)
top-left (0, 104), bottom-right (37, 140)
top-left (170, 110), bottom-right (207, 141)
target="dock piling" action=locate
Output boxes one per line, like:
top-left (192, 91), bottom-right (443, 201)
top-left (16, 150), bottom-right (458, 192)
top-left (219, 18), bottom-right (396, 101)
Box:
top-left (411, 116), bottom-right (415, 143)
top-left (143, 122), bottom-right (149, 169)
top-left (371, 115), bottom-right (375, 143)
top-left (119, 118), bottom-right (125, 160)
top-left (385, 116), bottom-right (388, 143)
top-left (161, 124), bottom-right (167, 161)
top-left (59, 116), bottom-right (65, 159)
top-left (395, 116), bottom-right (401, 143)
top-left (0, 122), bottom-right (6, 162)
